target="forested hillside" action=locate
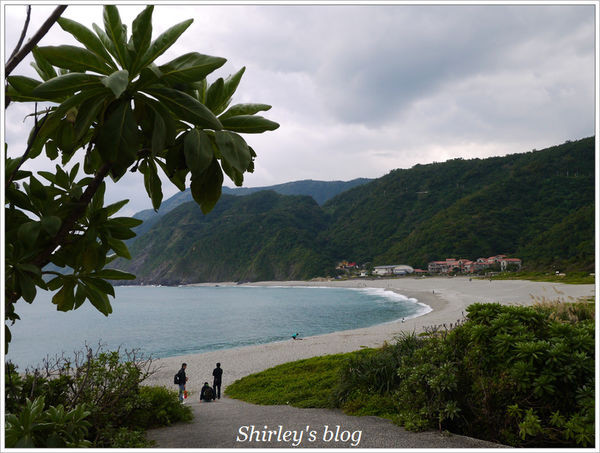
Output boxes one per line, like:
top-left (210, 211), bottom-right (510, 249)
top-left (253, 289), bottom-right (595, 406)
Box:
top-left (131, 178), bottom-right (371, 239)
top-left (121, 192), bottom-right (332, 284)
top-left (116, 137), bottom-right (595, 284)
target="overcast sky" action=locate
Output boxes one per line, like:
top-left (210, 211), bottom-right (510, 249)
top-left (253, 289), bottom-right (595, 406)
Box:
top-left (3, 2), bottom-right (597, 216)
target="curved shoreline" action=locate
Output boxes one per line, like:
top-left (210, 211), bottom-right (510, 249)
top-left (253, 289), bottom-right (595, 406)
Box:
top-left (143, 277), bottom-right (594, 393)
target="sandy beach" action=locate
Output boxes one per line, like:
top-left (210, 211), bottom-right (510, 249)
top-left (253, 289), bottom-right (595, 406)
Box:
top-left (143, 276), bottom-right (595, 394)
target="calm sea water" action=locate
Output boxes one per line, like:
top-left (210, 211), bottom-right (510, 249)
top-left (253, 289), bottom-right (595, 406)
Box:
top-left (6, 285), bottom-right (430, 370)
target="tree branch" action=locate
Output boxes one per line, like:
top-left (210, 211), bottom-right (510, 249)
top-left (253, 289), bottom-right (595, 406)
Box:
top-left (8, 6), bottom-right (32, 61)
top-left (5, 5), bottom-right (68, 77)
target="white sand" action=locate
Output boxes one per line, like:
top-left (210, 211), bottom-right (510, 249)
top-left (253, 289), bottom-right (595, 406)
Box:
top-left (143, 277), bottom-right (595, 394)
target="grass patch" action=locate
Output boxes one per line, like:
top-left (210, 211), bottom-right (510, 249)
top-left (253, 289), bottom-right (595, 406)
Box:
top-left (225, 350), bottom-right (372, 408)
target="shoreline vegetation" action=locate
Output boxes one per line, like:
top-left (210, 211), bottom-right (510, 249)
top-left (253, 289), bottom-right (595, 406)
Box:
top-left (225, 299), bottom-right (595, 447)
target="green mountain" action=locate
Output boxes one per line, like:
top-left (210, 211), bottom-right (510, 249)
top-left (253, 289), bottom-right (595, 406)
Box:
top-left (116, 137), bottom-right (595, 284)
top-left (324, 137), bottom-right (595, 271)
top-left (131, 178), bottom-right (371, 239)
top-left (121, 191), bottom-right (332, 284)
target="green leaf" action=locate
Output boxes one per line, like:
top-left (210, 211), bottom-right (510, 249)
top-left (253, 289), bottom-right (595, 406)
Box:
top-left (32, 72), bottom-right (102, 99)
top-left (57, 17), bottom-right (116, 67)
top-left (81, 283), bottom-right (112, 315)
top-left (104, 199), bottom-right (128, 217)
top-left (205, 77), bottom-right (224, 112)
top-left (5, 84), bottom-right (47, 103)
top-left (107, 237), bottom-right (131, 259)
top-left (139, 19), bottom-right (193, 69)
top-left (214, 130), bottom-right (252, 174)
top-left (190, 158), bottom-right (223, 214)
top-left (220, 158), bottom-right (244, 187)
top-left (17, 272), bottom-right (37, 303)
top-left (92, 23), bottom-right (119, 62)
top-left (56, 120), bottom-right (75, 154)
top-left (151, 109), bottom-right (166, 155)
top-left (159, 52), bottom-right (226, 83)
top-left (31, 47), bottom-right (58, 80)
top-left (74, 95), bottom-right (106, 142)
top-left (81, 276), bottom-right (115, 298)
top-left (45, 140), bottom-right (59, 160)
top-left (140, 158), bottom-right (163, 210)
top-left (17, 221), bottom-right (41, 244)
top-left (221, 115), bottom-right (280, 134)
top-left (146, 98), bottom-right (177, 152)
top-left (184, 128), bottom-right (214, 175)
top-left (109, 216), bottom-right (143, 228)
top-left (52, 281), bottom-right (75, 311)
top-left (103, 5), bottom-right (130, 69)
top-left (146, 87), bottom-right (222, 130)
top-left (6, 76), bottom-right (42, 99)
top-left (40, 216), bottom-right (62, 237)
top-left (95, 100), bottom-right (140, 166)
top-left (93, 268), bottom-right (136, 280)
top-left (131, 6), bottom-right (153, 55)
top-left (82, 246), bottom-right (103, 272)
top-left (213, 66), bottom-right (246, 115)
top-left (36, 45), bottom-right (113, 74)
top-left (220, 103), bottom-right (272, 120)
top-left (101, 69), bottom-right (129, 98)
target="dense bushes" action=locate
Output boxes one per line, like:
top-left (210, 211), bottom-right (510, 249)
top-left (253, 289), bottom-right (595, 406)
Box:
top-left (334, 302), bottom-right (595, 447)
top-left (5, 345), bottom-right (192, 448)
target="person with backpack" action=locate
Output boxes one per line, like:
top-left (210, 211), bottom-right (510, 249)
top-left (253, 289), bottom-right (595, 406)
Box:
top-left (200, 382), bottom-right (215, 402)
top-left (174, 363), bottom-right (188, 403)
top-left (212, 363), bottom-right (223, 400)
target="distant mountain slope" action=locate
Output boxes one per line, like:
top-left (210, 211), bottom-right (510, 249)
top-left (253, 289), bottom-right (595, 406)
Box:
top-left (116, 137), bottom-right (595, 283)
top-left (324, 137), bottom-right (595, 270)
top-left (131, 178), bottom-right (371, 239)
top-left (120, 192), bottom-right (333, 284)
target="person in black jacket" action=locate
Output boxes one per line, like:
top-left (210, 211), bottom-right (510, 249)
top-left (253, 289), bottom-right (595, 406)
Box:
top-left (212, 363), bottom-right (223, 399)
top-left (176, 363), bottom-right (187, 403)
top-left (200, 382), bottom-right (214, 402)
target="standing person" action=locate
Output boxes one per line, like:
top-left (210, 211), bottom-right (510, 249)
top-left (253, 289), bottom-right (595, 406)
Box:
top-left (212, 363), bottom-right (223, 400)
top-left (175, 363), bottom-right (188, 403)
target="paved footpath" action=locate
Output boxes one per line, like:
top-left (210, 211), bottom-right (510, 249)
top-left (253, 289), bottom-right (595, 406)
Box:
top-left (146, 396), bottom-right (505, 449)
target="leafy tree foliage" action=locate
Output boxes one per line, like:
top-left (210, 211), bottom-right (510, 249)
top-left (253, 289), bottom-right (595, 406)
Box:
top-left (4, 5), bottom-right (278, 350)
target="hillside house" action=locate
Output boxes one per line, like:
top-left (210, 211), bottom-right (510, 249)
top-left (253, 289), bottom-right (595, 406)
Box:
top-left (428, 255), bottom-right (521, 274)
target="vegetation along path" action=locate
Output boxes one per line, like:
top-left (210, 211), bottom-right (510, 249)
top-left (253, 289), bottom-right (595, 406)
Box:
top-left (146, 396), bottom-right (504, 448)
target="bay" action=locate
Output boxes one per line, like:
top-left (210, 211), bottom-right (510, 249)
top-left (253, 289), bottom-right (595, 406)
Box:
top-left (6, 285), bottom-right (430, 370)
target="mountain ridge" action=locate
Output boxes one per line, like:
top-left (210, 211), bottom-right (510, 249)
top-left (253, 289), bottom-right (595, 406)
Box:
top-left (115, 137), bottom-right (595, 284)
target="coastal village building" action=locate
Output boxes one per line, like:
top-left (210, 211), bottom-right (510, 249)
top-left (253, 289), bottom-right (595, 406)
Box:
top-left (428, 255), bottom-right (521, 274)
top-left (373, 265), bottom-right (415, 276)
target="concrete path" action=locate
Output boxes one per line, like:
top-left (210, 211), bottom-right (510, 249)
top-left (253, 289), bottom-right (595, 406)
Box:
top-left (146, 396), bottom-right (505, 449)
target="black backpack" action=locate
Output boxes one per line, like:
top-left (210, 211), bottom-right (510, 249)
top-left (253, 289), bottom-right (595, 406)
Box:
top-left (174, 374), bottom-right (180, 385)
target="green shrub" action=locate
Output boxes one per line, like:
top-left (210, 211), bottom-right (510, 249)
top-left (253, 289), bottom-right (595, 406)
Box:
top-left (130, 386), bottom-right (193, 429)
top-left (331, 303), bottom-right (595, 447)
top-left (5, 396), bottom-right (92, 448)
top-left (5, 345), bottom-right (193, 448)
top-left (333, 337), bottom-right (421, 406)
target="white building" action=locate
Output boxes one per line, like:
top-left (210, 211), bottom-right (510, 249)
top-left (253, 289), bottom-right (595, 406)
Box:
top-left (373, 265), bottom-right (414, 276)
